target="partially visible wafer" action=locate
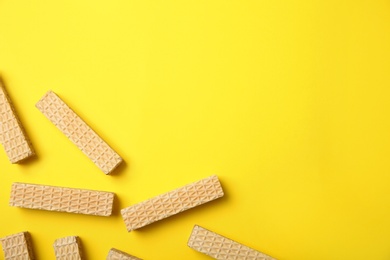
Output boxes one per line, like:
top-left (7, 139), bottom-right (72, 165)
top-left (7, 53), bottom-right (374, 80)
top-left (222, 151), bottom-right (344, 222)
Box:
top-left (10, 182), bottom-right (115, 216)
top-left (0, 231), bottom-right (35, 260)
top-left (121, 175), bottom-right (224, 231)
top-left (35, 90), bottom-right (122, 174)
top-left (106, 248), bottom-right (142, 260)
top-left (53, 236), bottom-right (83, 260)
top-left (0, 79), bottom-right (34, 163)
top-left (188, 225), bottom-right (276, 260)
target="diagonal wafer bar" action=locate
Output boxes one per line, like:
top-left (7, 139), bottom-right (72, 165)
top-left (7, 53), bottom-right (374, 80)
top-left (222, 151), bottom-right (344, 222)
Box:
top-left (10, 182), bottom-right (115, 216)
top-left (0, 79), bottom-right (34, 163)
top-left (121, 175), bottom-right (224, 232)
top-left (106, 248), bottom-right (142, 260)
top-left (188, 225), bottom-right (276, 260)
top-left (0, 232), bottom-right (35, 260)
top-left (35, 90), bottom-right (122, 174)
top-left (53, 236), bottom-right (83, 260)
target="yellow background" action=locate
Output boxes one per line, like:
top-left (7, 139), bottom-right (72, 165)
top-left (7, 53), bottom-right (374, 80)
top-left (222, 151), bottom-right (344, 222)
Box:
top-left (1, 0), bottom-right (390, 259)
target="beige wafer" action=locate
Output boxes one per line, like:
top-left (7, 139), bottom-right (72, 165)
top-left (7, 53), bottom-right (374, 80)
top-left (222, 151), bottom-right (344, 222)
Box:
top-left (10, 182), bottom-right (115, 216)
top-left (188, 225), bottom-right (276, 260)
top-left (0, 232), bottom-right (35, 260)
top-left (121, 175), bottom-right (224, 232)
top-left (36, 90), bottom-right (122, 174)
top-left (53, 236), bottom-right (83, 260)
top-left (0, 79), bottom-right (34, 163)
top-left (107, 248), bottom-right (142, 260)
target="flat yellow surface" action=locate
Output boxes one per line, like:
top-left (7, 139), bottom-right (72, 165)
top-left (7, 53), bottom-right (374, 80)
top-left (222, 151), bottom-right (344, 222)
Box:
top-left (1, 1), bottom-right (390, 259)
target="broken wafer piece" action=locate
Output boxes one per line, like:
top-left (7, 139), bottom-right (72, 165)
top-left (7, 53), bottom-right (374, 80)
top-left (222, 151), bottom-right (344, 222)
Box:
top-left (10, 182), bottom-right (115, 216)
top-left (35, 90), bottom-right (122, 174)
top-left (53, 236), bottom-right (83, 260)
top-left (106, 248), bottom-right (142, 260)
top-left (121, 175), bottom-right (224, 232)
top-left (188, 225), bottom-right (276, 260)
top-left (0, 232), bottom-right (35, 260)
top-left (0, 79), bottom-right (34, 163)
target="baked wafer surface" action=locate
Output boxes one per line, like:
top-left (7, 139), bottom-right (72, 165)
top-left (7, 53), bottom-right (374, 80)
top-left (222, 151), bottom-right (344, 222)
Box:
top-left (0, 232), bottom-right (35, 260)
top-left (121, 175), bottom-right (224, 231)
top-left (0, 80), bottom-right (34, 163)
top-left (53, 236), bottom-right (83, 260)
top-left (10, 182), bottom-right (114, 216)
top-left (36, 91), bottom-right (122, 174)
top-left (188, 225), bottom-right (276, 260)
top-left (106, 248), bottom-right (142, 260)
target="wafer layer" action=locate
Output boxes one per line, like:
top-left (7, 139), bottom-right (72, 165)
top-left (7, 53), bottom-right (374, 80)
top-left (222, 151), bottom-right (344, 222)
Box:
top-left (107, 248), bottom-right (142, 260)
top-left (53, 236), bottom-right (83, 260)
top-left (0, 232), bottom-right (35, 260)
top-left (188, 225), bottom-right (276, 260)
top-left (36, 91), bottom-right (122, 174)
top-left (0, 80), bottom-right (34, 163)
top-left (10, 182), bottom-right (114, 216)
top-left (121, 175), bottom-right (224, 231)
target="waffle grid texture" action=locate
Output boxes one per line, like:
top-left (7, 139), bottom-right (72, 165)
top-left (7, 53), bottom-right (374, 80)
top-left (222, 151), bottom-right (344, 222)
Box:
top-left (10, 182), bottom-right (115, 216)
top-left (106, 248), bottom-right (142, 260)
top-left (0, 232), bottom-right (35, 260)
top-left (121, 175), bottom-right (224, 231)
top-left (53, 236), bottom-right (83, 260)
top-left (188, 225), bottom-right (276, 260)
top-left (0, 80), bottom-right (34, 163)
top-left (35, 90), bottom-right (122, 174)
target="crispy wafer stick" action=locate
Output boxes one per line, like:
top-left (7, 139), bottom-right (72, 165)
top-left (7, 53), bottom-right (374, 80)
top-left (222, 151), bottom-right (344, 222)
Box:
top-left (188, 225), bottom-right (276, 260)
top-left (10, 182), bottom-right (115, 216)
top-left (36, 91), bottom-right (122, 174)
top-left (0, 232), bottom-right (35, 260)
top-left (121, 175), bottom-right (224, 232)
top-left (107, 248), bottom-right (142, 260)
top-left (0, 79), bottom-right (34, 163)
top-left (53, 236), bottom-right (83, 260)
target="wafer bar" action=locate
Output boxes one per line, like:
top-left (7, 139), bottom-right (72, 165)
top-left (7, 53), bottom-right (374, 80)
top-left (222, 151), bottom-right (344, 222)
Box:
top-left (121, 175), bottom-right (224, 231)
top-left (188, 225), bottom-right (276, 260)
top-left (10, 182), bottom-right (115, 216)
top-left (0, 79), bottom-right (34, 163)
top-left (36, 91), bottom-right (122, 174)
top-left (53, 236), bottom-right (83, 260)
top-left (107, 248), bottom-right (142, 260)
top-left (0, 232), bottom-right (35, 260)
